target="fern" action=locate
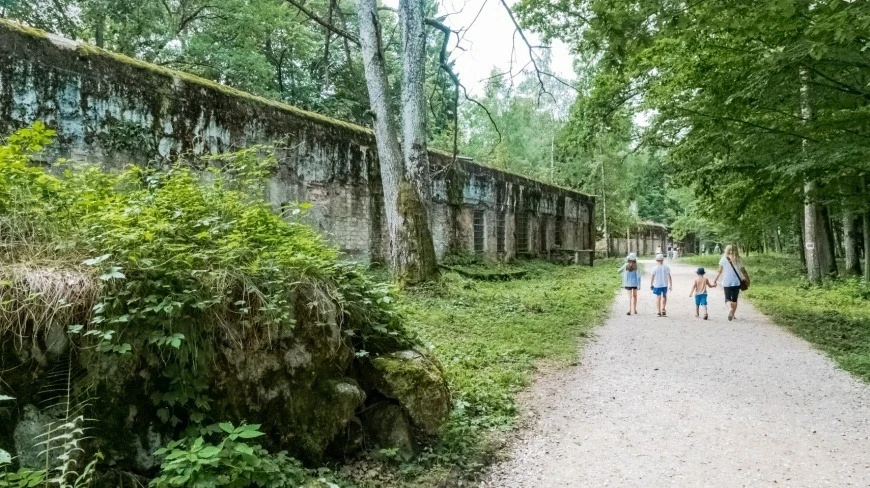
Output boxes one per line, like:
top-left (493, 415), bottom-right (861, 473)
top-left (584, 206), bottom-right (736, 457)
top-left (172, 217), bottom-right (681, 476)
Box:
top-left (31, 350), bottom-right (98, 488)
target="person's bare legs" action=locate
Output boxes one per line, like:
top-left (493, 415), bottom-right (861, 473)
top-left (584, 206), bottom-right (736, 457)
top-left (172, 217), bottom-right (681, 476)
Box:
top-left (626, 289), bottom-right (633, 315)
top-left (632, 289), bottom-right (638, 314)
top-left (655, 294), bottom-right (662, 315)
top-left (728, 300), bottom-right (738, 320)
top-left (695, 305), bottom-right (700, 318)
top-left (662, 294), bottom-right (668, 315)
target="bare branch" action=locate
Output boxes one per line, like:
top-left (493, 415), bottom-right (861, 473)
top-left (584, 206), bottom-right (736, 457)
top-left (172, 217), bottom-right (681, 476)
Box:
top-left (497, 0), bottom-right (579, 101)
top-left (284, 0), bottom-right (360, 46)
top-left (426, 18), bottom-right (502, 157)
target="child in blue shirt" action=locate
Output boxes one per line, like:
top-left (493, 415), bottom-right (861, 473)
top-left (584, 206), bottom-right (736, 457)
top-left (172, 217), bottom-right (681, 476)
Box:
top-left (618, 252), bottom-right (640, 315)
top-left (649, 253), bottom-right (672, 316)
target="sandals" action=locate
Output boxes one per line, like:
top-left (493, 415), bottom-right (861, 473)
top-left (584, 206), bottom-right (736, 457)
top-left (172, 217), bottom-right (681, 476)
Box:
top-left (704, 314), bottom-right (708, 320)
top-left (656, 312), bottom-right (662, 317)
top-left (661, 310), bottom-right (667, 317)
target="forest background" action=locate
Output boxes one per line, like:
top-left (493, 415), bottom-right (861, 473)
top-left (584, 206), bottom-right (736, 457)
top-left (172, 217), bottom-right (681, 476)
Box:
top-left (2, 0), bottom-right (869, 280)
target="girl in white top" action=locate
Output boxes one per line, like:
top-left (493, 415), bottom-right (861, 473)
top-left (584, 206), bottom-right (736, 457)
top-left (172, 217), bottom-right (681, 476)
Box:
top-left (712, 245), bottom-right (751, 321)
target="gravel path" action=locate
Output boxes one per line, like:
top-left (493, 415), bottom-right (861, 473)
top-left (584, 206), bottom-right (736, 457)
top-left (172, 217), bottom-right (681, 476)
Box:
top-left (483, 260), bottom-right (870, 487)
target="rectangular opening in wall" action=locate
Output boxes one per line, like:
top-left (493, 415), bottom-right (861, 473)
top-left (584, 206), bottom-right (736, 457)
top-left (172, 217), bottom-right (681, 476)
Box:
top-left (539, 217), bottom-right (548, 253)
top-left (516, 212), bottom-right (528, 253)
top-left (496, 211), bottom-right (506, 253)
top-left (473, 209), bottom-right (485, 253)
top-left (555, 217), bottom-right (563, 248)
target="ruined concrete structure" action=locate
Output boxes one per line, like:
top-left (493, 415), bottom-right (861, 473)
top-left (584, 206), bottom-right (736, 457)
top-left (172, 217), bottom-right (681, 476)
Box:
top-left (601, 222), bottom-right (669, 257)
top-left (0, 20), bottom-right (595, 263)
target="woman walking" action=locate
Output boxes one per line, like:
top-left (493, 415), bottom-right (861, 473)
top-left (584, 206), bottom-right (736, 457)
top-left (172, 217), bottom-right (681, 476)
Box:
top-left (712, 245), bottom-right (750, 321)
top-left (618, 253), bottom-right (641, 315)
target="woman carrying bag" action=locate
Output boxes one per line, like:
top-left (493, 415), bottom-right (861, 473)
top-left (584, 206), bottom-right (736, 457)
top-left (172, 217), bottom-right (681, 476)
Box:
top-left (712, 245), bottom-right (750, 321)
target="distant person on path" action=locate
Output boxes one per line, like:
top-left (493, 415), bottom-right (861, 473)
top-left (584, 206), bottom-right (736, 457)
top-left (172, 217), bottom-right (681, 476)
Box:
top-left (649, 253), bottom-right (672, 317)
top-left (667, 245), bottom-right (673, 259)
top-left (689, 267), bottom-right (716, 320)
top-left (618, 252), bottom-right (641, 315)
top-left (672, 247), bottom-right (680, 260)
top-left (712, 245), bottom-right (751, 321)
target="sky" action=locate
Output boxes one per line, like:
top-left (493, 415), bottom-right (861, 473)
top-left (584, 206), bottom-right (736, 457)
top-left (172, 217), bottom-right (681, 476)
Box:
top-left (384, 0), bottom-right (576, 95)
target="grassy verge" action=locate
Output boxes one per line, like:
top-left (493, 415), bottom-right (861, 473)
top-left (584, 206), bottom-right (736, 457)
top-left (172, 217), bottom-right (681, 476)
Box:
top-left (682, 254), bottom-right (870, 382)
top-left (355, 259), bottom-right (620, 485)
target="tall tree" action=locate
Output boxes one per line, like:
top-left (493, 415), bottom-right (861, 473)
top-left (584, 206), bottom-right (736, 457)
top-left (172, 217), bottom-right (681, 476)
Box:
top-left (357, 0), bottom-right (438, 284)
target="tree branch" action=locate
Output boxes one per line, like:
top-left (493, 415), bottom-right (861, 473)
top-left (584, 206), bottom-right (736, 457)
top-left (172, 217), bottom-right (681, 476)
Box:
top-left (284, 0), bottom-right (360, 46)
top-left (426, 18), bottom-right (503, 158)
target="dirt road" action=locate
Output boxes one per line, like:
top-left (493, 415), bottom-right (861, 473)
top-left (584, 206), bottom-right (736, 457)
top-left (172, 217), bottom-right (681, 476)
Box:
top-left (483, 260), bottom-right (870, 487)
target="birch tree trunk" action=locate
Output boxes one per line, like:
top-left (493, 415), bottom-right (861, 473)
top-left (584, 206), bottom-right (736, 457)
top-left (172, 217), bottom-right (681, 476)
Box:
top-left (773, 227), bottom-right (782, 254)
top-left (357, 0), bottom-right (438, 284)
top-left (800, 68), bottom-right (832, 284)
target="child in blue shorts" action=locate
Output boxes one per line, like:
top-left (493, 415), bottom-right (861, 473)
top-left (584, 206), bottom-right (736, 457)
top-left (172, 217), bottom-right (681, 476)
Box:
top-left (689, 267), bottom-right (716, 320)
top-left (649, 253), bottom-right (672, 316)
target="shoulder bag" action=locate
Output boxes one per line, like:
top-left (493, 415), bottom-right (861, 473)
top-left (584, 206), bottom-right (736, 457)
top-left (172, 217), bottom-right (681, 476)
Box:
top-left (726, 257), bottom-right (749, 291)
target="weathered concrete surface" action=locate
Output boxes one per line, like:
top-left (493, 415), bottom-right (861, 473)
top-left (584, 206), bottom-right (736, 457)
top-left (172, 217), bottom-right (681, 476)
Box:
top-left (0, 19), bottom-right (594, 263)
top-left (484, 260), bottom-right (870, 487)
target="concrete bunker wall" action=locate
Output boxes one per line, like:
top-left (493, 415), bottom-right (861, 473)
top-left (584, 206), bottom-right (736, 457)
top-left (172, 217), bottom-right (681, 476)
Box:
top-left (601, 222), bottom-right (669, 257)
top-left (0, 20), bottom-right (595, 263)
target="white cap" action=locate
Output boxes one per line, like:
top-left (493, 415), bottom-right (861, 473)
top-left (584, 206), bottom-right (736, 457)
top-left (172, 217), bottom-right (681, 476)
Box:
top-left (627, 252), bottom-right (637, 260)
top-left (655, 253), bottom-right (664, 260)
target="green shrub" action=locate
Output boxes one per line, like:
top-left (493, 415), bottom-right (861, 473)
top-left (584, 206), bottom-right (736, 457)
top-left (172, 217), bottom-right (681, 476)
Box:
top-left (0, 124), bottom-right (413, 483)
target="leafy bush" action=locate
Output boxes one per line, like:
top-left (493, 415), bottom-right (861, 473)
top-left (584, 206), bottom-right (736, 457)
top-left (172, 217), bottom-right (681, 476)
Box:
top-left (0, 124), bottom-right (415, 481)
top-left (150, 423), bottom-right (326, 488)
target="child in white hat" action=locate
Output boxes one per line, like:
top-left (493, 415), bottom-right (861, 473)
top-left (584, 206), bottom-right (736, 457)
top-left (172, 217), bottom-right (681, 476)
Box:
top-left (649, 253), bottom-right (672, 316)
top-left (618, 252), bottom-right (640, 315)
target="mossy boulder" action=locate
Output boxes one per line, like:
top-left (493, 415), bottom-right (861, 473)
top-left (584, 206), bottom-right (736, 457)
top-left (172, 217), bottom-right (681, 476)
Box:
top-left (363, 350), bottom-right (451, 435)
top-left (361, 403), bottom-right (416, 456)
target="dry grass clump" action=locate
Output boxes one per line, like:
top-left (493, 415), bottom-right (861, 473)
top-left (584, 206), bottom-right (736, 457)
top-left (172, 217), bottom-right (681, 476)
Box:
top-left (0, 262), bottom-right (99, 349)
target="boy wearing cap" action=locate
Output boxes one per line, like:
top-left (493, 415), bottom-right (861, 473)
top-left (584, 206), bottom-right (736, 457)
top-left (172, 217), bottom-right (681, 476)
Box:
top-left (689, 267), bottom-right (717, 320)
top-left (649, 253), bottom-right (672, 316)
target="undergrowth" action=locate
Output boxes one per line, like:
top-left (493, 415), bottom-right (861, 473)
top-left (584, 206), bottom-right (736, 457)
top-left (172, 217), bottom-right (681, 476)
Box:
top-left (0, 123), bottom-right (408, 486)
top-left (381, 259), bottom-right (621, 485)
top-left (683, 254), bottom-right (870, 382)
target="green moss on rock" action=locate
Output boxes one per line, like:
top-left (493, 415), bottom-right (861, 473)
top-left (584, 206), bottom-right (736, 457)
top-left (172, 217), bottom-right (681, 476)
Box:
top-left (367, 350), bottom-right (451, 435)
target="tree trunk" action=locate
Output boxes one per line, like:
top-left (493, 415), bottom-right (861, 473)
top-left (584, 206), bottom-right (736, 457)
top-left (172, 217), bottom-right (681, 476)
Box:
top-left (843, 207), bottom-right (861, 275)
top-left (797, 211), bottom-right (807, 272)
top-left (773, 227), bottom-right (782, 253)
top-left (357, 0), bottom-right (438, 285)
top-left (399, 0), bottom-right (432, 205)
top-left (800, 68), bottom-right (831, 284)
top-left (94, 15), bottom-right (105, 48)
top-left (863, 209), bottom-right (870, 282)
top-left (821, 205), bottom-right (837, 277)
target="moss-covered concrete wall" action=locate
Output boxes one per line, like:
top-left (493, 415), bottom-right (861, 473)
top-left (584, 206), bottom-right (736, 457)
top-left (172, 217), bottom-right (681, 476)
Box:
top-left (0, 19), bottom-right (594, 262)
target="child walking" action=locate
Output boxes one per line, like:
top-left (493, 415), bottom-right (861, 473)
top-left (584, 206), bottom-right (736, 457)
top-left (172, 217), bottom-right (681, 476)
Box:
top-left (689, 267), bottom-right (716, 319)
top-left (618, 253), bottom-right (640, 315)
top-left (649, 253), bottom-right (672, 316)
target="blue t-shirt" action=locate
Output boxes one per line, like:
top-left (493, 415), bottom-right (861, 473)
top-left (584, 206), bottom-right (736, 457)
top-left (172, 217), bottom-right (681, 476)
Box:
top-left (619, 264), bottom-right (641, 288)
top-left (650, 264), bottom-right (671, 288)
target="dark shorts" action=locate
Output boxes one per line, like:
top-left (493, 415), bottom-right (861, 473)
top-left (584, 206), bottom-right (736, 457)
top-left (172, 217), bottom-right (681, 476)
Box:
top-left (724, 286), bottom-right (740, 302)
top-left (625, 286), bottom-right (638, 290)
